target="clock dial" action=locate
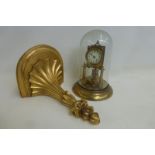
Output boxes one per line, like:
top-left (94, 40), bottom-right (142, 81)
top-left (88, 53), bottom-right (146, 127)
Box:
top-left (87, 50), bottom-right (101, 64)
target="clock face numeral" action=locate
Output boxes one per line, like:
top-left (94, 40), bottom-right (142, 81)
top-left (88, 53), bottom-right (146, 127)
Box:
top-left (87, 50), bottom-right (101, 64)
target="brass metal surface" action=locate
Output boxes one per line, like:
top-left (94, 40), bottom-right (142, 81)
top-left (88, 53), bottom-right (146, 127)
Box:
top-left (73, 82), bottom-right (113, 101)
top-left (16, 44), bottom-right (100, 125)
top-left (86, 41), bottom-right (105, 68)
top-left (73, 41), bottom-right (113, 101)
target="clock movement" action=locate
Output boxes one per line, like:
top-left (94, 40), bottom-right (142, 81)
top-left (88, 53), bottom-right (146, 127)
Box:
top-left (73, 30), bottom-right (113, 101)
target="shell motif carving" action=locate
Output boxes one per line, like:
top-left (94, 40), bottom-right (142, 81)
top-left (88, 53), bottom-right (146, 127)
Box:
top-left (16, 45), bottom-right (100, 125)
top-left (29, 58), bottom-right (100, 124)
top-left (29, 58), bottom-right (64, 98)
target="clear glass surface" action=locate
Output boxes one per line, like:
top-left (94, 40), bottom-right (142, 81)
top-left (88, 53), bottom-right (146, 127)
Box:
top-left (78, 29), bottom-right (113, 90)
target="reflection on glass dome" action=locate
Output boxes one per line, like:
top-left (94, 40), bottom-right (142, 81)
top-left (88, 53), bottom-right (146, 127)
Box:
top-left (73, 29), bottom-right (113, 101)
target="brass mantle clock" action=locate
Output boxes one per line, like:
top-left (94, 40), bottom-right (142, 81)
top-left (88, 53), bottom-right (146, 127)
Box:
top-left (73, 30), bottom-right (113, 101)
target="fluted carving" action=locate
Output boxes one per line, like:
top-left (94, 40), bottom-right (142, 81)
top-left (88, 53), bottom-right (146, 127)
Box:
top-left (17, 45), bottom-right (100, 125)
top-left (29, 58), bottom-right (100, 124)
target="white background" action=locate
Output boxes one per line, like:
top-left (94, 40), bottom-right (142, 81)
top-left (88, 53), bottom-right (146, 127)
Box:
top-left (0, 26), bottom-right (154, 129)
top-left (0, 0), bottom-right (155, 155)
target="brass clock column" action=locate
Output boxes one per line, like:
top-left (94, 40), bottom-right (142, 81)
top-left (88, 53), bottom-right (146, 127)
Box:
top-left (73, 30), bottom-right (113, 101)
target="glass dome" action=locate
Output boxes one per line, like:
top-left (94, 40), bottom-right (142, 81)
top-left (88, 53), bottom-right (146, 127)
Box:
top-left (80, 30), bottom-right (112, 87)
top-left (73, 29), bottom-right (113, 101)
